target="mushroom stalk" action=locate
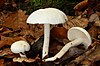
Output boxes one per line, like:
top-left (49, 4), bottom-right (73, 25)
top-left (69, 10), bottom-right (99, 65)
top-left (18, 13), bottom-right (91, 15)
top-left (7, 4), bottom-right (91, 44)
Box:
top-left (42, 24), bottom-right (50, 59)
top-left (43, 38), bottom-right (83, 61)
top-left (19, 52), bottom-right (27, 58)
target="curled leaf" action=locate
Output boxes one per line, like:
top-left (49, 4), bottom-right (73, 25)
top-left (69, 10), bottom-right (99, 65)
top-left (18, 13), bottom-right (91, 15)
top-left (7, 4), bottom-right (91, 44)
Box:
top-left (63, 17), bottom-right (88, 29)
top-left (73, 0), bottom-right (88, 11)
top-left (13, 57), bottom-right (35, 63)
top-left (0, 48), bottom-right (13, 57)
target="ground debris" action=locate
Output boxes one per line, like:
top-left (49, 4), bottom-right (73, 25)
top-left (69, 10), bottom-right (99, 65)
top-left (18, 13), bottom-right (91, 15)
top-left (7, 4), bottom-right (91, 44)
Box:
top-left (67, 40), bottom-right (100, 66)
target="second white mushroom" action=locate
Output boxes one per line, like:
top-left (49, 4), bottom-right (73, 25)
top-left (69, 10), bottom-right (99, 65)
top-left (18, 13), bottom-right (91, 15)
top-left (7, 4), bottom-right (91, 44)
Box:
top-left (43, 27), bottom-right (92, 62)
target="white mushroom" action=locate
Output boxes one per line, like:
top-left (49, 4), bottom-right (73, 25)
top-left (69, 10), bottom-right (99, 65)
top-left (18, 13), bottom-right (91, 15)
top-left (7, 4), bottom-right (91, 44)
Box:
top-left (10, 40), bottom-right (30, 58)
top-left (44, 27), bottom-right (92, 62)
top-left (26, 8), bottom-right (68, 59)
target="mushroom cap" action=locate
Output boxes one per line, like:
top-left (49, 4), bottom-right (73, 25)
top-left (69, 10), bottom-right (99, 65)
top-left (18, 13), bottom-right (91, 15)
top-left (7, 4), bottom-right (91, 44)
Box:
top-left (11, 40), bottom-right (30, 53)
top-left (68, 27), bottom-right (92, 49)
top-left (27, 8), bottom-right (68, 24)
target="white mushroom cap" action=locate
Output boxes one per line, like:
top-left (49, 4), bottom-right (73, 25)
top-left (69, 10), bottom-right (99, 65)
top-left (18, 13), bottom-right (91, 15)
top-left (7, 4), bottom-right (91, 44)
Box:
top-left (68, 27), bottom-right (92, 49)
top-left (11, 40), bottom-right (30, 53)
top-left (26, 8), bottom-right (68, 24)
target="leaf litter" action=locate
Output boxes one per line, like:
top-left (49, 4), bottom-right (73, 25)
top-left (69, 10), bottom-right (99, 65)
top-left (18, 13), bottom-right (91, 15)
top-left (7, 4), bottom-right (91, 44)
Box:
top-left (0, 1), bottom-right (100, 66)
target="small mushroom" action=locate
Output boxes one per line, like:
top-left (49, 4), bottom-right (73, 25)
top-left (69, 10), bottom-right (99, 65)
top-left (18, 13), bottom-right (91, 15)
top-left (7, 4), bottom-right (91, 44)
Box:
top-left (44, 27), bottom-right (92, 62)
top-left (26, 8), bottom-right (68, 59)
top-left (10, 40), bottom-right (30, 58)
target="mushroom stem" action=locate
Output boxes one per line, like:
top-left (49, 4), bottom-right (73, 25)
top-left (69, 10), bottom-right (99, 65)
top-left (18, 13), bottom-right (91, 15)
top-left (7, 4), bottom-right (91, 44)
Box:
top-left (19, 52), bottom-right (27, 58)
top-left (42, 24), bottom-right (50, 59)
top-left (43, 38), bottom-right (83, 61)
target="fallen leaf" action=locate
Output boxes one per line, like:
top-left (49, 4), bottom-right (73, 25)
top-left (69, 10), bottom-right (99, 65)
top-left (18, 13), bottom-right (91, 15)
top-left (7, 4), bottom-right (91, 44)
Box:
top-left (88, 26), bottom-right (99, 38)
top-left (2, 9), bottom-right (29, 30)
top-left (0, 37), bottom-right (25, 48)
top-left (13, 57), bottom-right (35, 63)
top-left (67, 42), bottom-right (96, 65)
top-left (49, 40), bottom-right (64, 55)
top-left (88, 42), bottom-right (100, 62)
top-left (0, 59), bottom-right (4, 66)
top-left (81, 41), bottom-right (100, 65)
top-left (94, 20), bottom-right (100, 27)
top-left (89, 13), bottom-right (99, 22)
top-left (0, 48), bottom-right (13, 57)
top-left (51, 27), bottom-right (67, 40)
top-left (73, 0), bottom-right (88, 11)
top-left (0, 0), bottom-right (5, 7)
top-left (63, 17), bottom-right (88, 29)
top-left (94, 3), bottom-right (100, 12)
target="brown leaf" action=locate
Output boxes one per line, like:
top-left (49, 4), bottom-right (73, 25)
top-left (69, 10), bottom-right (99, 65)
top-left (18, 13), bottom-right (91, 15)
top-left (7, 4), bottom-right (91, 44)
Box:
top-left (0, 37), bottom-right (25, 48)
top-left (94, 3), bottom-right (100, 12)
top-left (88, 42), bottom-right (100, 62)
top-left (0, 0), bottom-right (5, 7)
top-left (0, 59), bottom-right (4, 66)
top-left (81, 41), bottom-right (100, 65)
top-left (13, 57), bottom-right (35, 63)
top-left (63, 17), bottom-right (88, 29)
top-left (13, 55), bottom-right (41, 63)
top-left (94, 20), bottom-right (100, 27)
top-left (0, 48), bottom-right (13, 57)
top-left (73, 0), bottom-right (88, 11)
top-left (89, 13), bottom-right (99, 22)
top-left (81, 60), bottom-right (92, 66)
top-left (88, 26), bottom-right (99, 38)
top-left (29, 24), bottom-right (44, 38)
top-left (49, 40), bottom-right (64, 55)
top-left (2, 10), bottom-right (29, 30)
top-left (67, 40), bottom-right (100, 66)
top-left (51, 27), bottom-right (68, 39)
top-left (68, 42), bottom-right (96, 65)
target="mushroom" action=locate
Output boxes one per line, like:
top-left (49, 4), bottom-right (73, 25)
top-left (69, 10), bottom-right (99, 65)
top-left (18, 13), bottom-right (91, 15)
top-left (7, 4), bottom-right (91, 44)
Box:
top-left (44, 27), bottom-right (92, 62)
top-left (10, 40), bottom-right (30, 58)
top-left (26, 8), bottom-right (68, 59)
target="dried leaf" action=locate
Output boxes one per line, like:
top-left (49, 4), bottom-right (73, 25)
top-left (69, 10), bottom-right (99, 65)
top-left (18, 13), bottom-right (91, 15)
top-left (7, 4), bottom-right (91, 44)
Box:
top-left (94, 20), bottom-right (100, 26)
top-left (67, 40), bottom-right (100, 66)
top-left (0, 37), bottom-right (25, 48)
top-left (2, 10), bottom-right (29, 30)
top-left (88, 42), bottom-right (100, 62)
top-left (0, 59), bottom-right (4, 66)
top-left (13, 55), bottom-right (40, 63)
top-left (73, 0), bottom-right (88, 11)
top-left (13, 57), bottom-right (35, 63)
top-left (81, 60), bottom-right (92, 66)
top-left (68, 42), bottom-right (96, 65)
top-left (89, 13), bottom-right (99, 22)
top-left (0, 48), bottom-right (13, 57)
top-left (29, 24), bottom-right (44, 38)
top-left (94, 3), bottom-right (100, 12)
top-left (63, 17), bottom-right (88, 29)
top-left (51, 27), bottom-right (67, 39)
top-left (81, 41), bottom-right (100, 65)
top-left (0, 0), bottom-right (5, 7)
top-left (88, 26), bottom-right (99, 38)
top-left (50, 39), bottom-right (64, 55)
top-left (56, 47), bottom-right (84, 65)
top-left (1, 29), bottom-right (13, 35)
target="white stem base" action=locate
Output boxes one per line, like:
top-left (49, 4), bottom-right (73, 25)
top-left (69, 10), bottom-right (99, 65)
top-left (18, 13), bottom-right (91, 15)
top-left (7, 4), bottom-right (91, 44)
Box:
top-left (43, 38), bottom-right (82, 62)
top-left (42, 24), bottom-right (50, 59)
